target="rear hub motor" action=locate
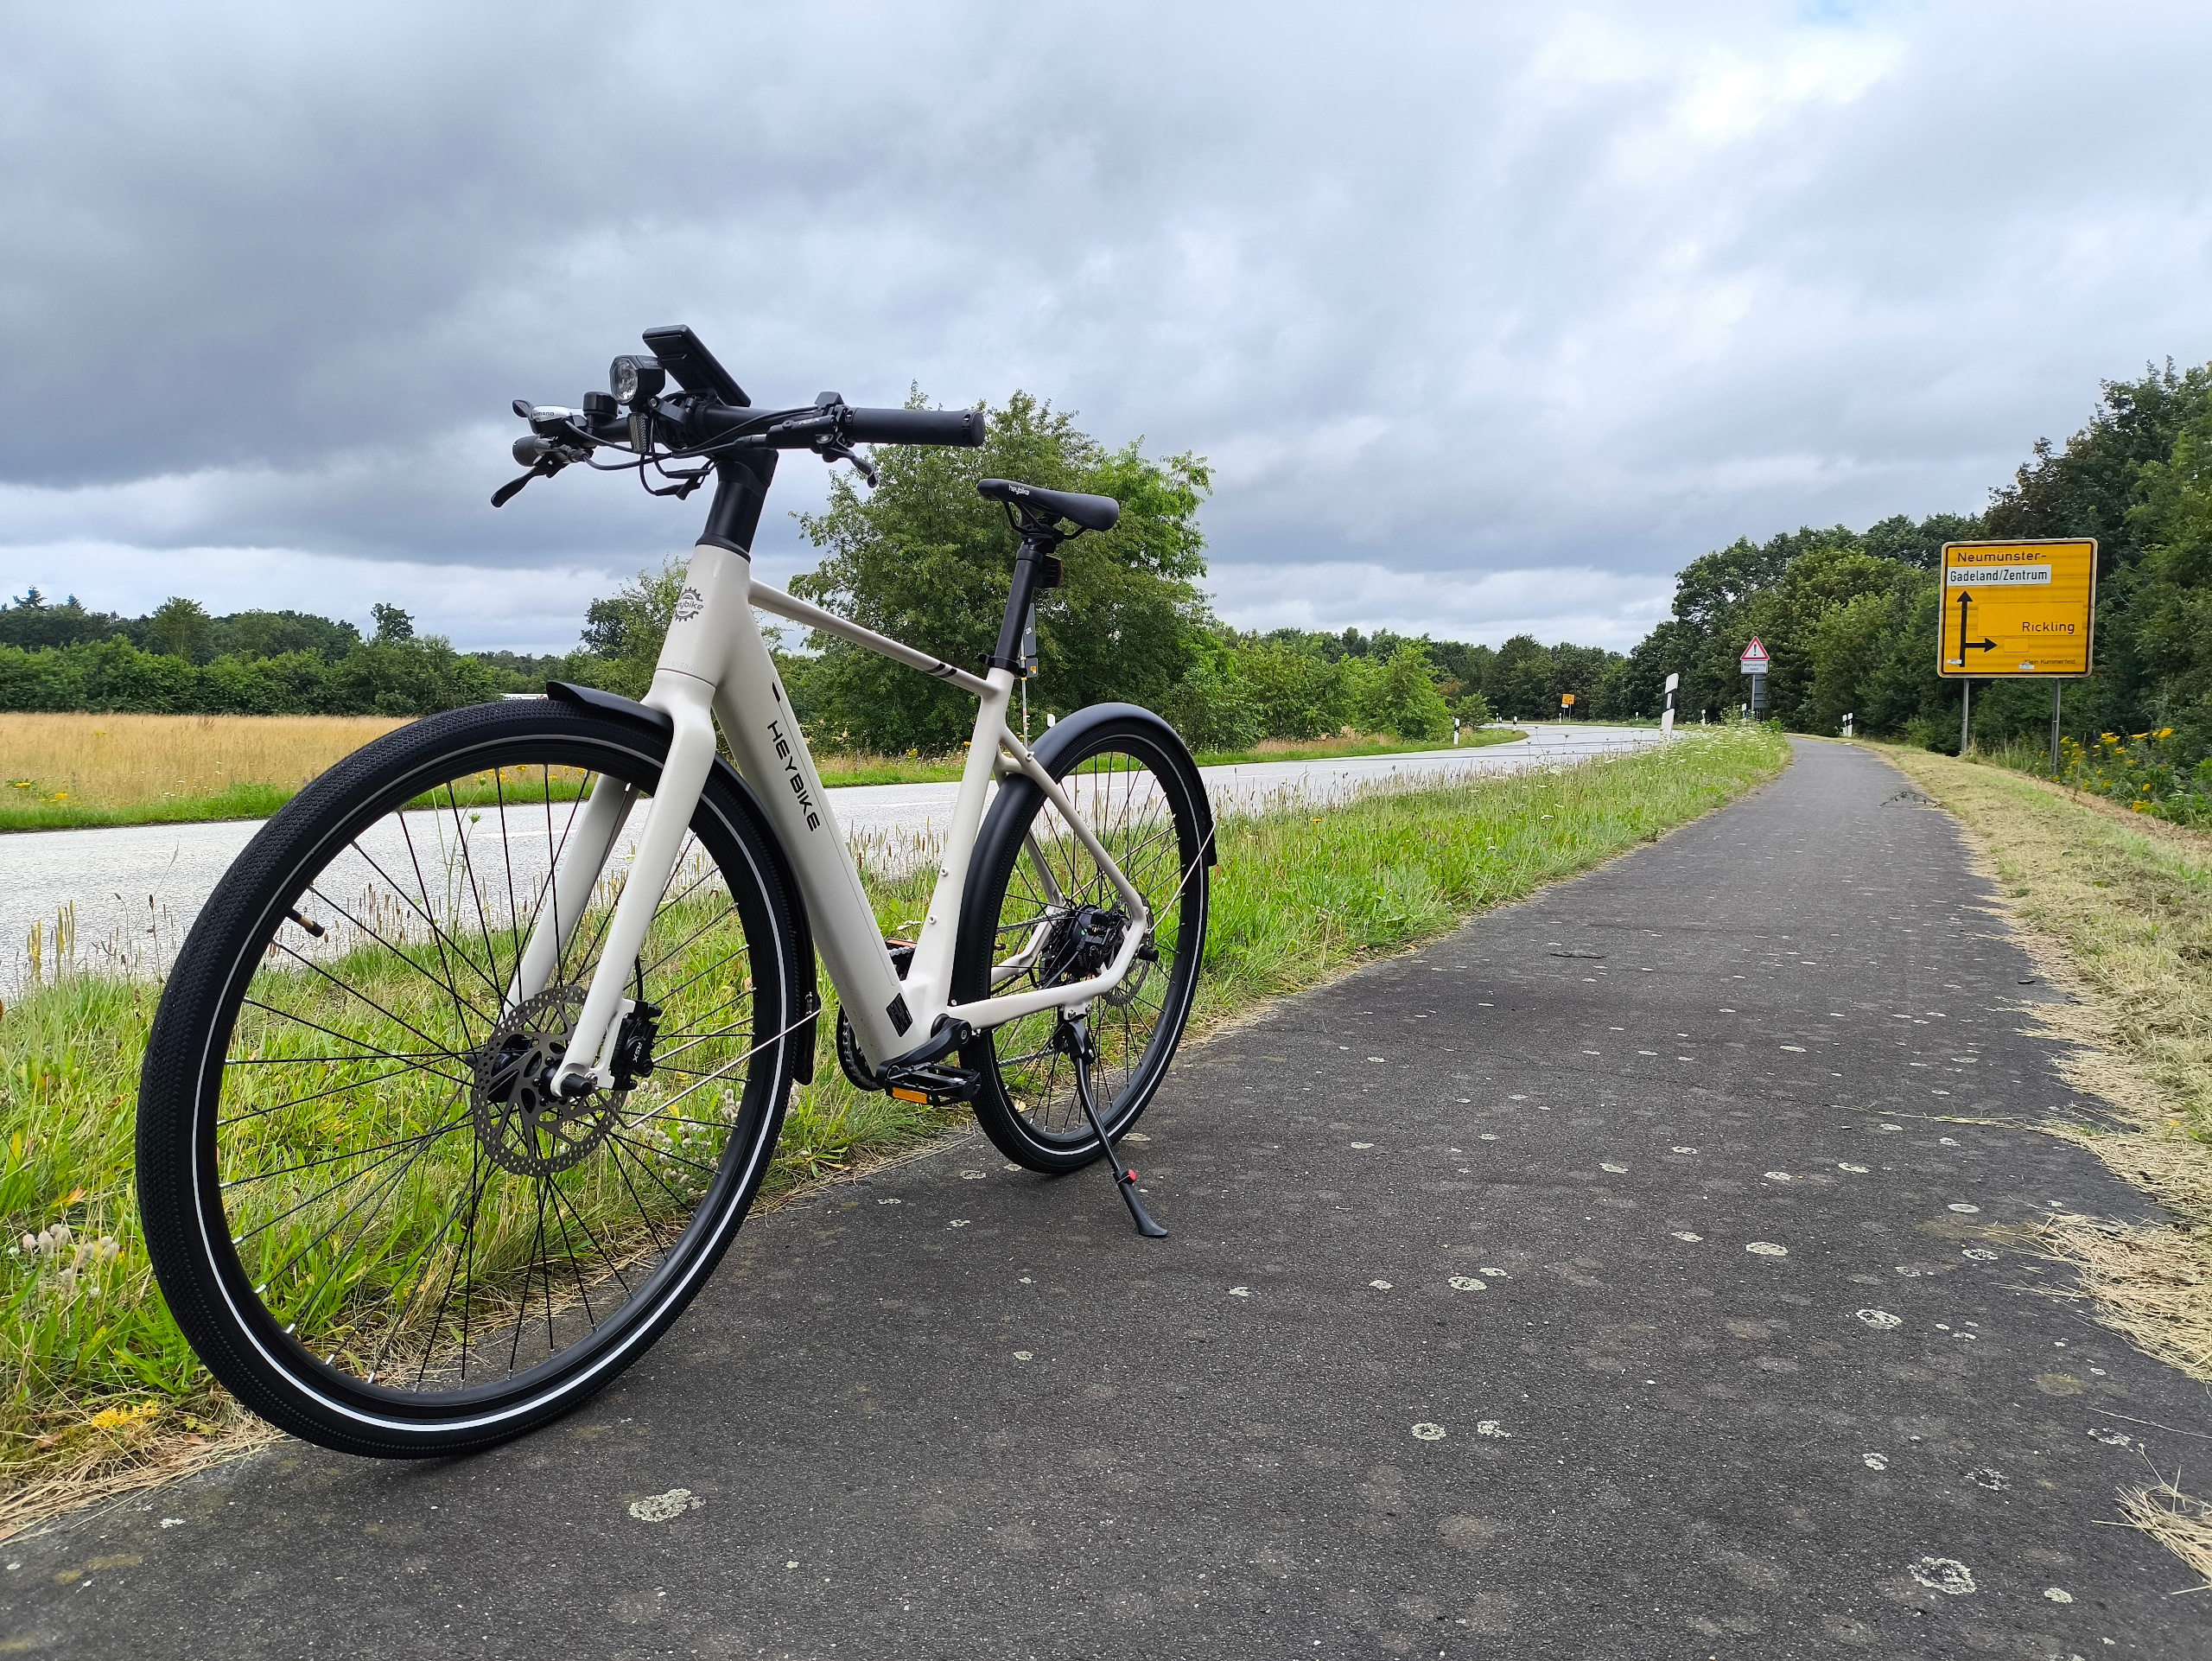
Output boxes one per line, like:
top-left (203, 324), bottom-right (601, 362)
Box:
top-left (1044, 902), bottom-right (1146, 1003)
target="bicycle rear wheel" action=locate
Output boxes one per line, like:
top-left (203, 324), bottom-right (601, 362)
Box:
top-left (954, 710), bottom-right (1210, 1173)
top-left (136, 698), bottom-right (808, 1457)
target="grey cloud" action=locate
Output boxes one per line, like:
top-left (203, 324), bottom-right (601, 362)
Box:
top-left (3, 2), bottom-right (2209, 650)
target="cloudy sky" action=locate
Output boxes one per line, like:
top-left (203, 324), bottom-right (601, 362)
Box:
top-left (3, 3), bottom-right (2208, 653)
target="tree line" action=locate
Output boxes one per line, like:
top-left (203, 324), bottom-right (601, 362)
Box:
top-left (19, 358), bottom-right (2196, 755)
top-left (1612, 360), bottom-right (2212, 771)
top-left (0, 594), bottom-right (577, 716)
top-left (0, 391), bottom-right (1640, 741)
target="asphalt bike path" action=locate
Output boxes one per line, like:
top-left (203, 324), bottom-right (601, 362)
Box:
top-left (12, 739), bottom-right (2203, 1657)
top-left (0, 725), bottom-right (1656, 990)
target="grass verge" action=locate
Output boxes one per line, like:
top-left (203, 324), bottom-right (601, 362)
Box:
top-left (0, 723), bottom-right (1787, 1531)
top-left (1876, 743), bottom-right (2212, 1588)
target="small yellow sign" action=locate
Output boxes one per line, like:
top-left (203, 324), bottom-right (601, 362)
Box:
top-left (1936, 538), bottom-right (2096, 678)
top-left (1560, 693), bottom-right (1575, 706)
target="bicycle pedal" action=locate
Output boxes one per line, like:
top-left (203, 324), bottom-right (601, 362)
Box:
top-left (879, 1062), bottom-right (981, 1106)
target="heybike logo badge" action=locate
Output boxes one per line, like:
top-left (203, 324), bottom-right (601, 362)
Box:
top-left (766, 720), bottom-right (821, 831)
top-left (672, 586), bottom-right (704, 622)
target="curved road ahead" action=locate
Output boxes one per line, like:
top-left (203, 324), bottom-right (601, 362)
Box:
top-left (2, 723), bottom-right (1660, 987)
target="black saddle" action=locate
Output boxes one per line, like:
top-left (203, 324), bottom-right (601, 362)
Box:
top-left (976, 477), bottom-right (1120, 533)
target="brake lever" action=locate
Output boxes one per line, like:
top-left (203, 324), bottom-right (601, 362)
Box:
top-left (815, 436), bottom-right (878, 487)
top-left (492, 455), bottom-right (564, 507)
top-left (492, 435), bottom-right (591, 507)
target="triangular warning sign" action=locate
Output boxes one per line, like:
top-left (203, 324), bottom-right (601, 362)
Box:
top-left (1739, 636), bottom-right (1770, 665)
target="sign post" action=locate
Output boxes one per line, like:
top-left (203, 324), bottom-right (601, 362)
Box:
top-left (1560, 692), bottom-right (1575, 718)
top-left (1739, 637), bottom-right (1770, 718)
top-left (1936, 538), bottom-right (2096, 762)
top-left (1662, 671), bottom-right (1678, 735)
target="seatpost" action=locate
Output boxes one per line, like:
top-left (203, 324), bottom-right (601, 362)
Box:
top-left (989, 531), bottom-right (1062, 672)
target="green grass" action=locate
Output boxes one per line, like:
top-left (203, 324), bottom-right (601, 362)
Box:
top-left (1, 769), bottom-right (598, 833)
top-left (0, 781), bottom-right (299, 833)
top-left (0, 723), bottom-right (1787, 1514)
top-left (1185, 727), bottom-right (1525, 768)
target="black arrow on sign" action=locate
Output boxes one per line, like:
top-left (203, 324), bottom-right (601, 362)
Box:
top-left (1955, 589), bottom-right (1999, 654)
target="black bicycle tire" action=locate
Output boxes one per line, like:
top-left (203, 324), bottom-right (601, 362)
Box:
top-left (953, 712), bottom-right (1209, 1174)
top-left (136, 699), bottom-right (807, 1457)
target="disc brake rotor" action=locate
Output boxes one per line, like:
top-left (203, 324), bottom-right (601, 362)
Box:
top-left (470, 987), bottom-right (626, 1178)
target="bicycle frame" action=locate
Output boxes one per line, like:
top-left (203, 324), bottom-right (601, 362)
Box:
top-left (537, 537), bottom-right (1153, 1097)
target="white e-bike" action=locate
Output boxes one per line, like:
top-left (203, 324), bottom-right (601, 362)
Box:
top-left (137, 326), bottom-right (1215, 1456)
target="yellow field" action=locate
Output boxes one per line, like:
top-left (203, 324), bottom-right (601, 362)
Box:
top-left (0, 712), bottom-right (410, 811)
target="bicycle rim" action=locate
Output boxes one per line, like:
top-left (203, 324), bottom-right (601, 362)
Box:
top-left (979, 739), bottom-right (1204, 1148)
top-left (188, 729), bottom-right (786, 1422)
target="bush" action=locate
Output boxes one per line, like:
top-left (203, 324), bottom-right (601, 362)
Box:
top-left (1357, 642), bottom-right (1451, 740)
top-left (2056, 729), bottom-right (2212, 826)
top-left (1164, 653), bottom-right (1264, 751)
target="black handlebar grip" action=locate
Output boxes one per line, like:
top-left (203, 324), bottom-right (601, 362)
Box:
top-left (842, 407), bottom-right (987, 448)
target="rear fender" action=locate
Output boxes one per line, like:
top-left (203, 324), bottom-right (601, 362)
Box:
top-left (956, 703), bottom-right (1214, 994)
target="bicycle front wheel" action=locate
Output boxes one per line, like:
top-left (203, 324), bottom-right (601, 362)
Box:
top-left (954, 710), bottom-right (1211, 1173)
top-left (136, 698), bottom-right (808, 1457)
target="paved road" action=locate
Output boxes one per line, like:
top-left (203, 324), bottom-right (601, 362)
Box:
top-left (13, 738), bottom-right (2202, 1658)
top-left (0, 724), bottom-right (1657, 989)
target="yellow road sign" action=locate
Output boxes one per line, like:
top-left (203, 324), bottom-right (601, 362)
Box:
top-left (1936, 538), bottom-right (2096, 677)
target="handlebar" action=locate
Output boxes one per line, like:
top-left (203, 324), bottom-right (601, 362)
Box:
top-left (840, 407), bottom-right (988, 448)
top-left (495, 326), bottom-right (987, 509)
top-left (682, 400), bottom-right (986, 451)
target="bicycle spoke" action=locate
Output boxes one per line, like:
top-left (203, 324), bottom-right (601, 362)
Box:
top-left (182, 721), bottom-right (789, 1430)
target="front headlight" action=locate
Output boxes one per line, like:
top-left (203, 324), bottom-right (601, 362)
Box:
top-left (609, 356), bottom-right (665, 405)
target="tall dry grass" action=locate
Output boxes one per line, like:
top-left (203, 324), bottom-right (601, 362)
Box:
top-left (1880, 744), bottom-right (2212, 1587)
top-left (2, 712), bottom-right (409, 821)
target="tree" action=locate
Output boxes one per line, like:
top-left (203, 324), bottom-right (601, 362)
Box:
top-left (1485, 635), bottom-right (1553, 720)
top-left (147, 596), bottom-right (212, 662)
top-left (1162, 644), bottom-right (1263, 751)
top-left (1358, 642), bottom-right (1450, 739)
top-left (574, 562), bottom-right (688, 700)
top-left (791, 391), bottom-right (1213, 752)
top-left (371, 602), bottom-right (416, 644)
top-left (1234, 637), bottom-right (1346, 739)
top-left (1861, 512), bottom-right (1982, 570)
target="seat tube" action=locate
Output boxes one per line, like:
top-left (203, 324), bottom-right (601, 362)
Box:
top-left (899, 667), bottom-right (1015, 1023)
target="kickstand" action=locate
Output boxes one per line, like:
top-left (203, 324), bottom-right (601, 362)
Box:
top-left (1065, 1019), bottom-right (1167, 1238)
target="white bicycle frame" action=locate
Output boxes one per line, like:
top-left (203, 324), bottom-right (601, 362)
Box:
top-left (534, 538), bottom-right (1153, 1096)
